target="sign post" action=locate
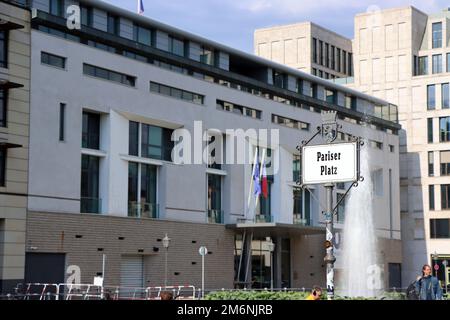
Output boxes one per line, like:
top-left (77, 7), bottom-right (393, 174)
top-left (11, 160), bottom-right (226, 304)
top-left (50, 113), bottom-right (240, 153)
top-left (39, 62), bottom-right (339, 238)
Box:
top-left (299, 111), bottom-right (361, 300)
top-left (199, 246), bottom-right (208, 298)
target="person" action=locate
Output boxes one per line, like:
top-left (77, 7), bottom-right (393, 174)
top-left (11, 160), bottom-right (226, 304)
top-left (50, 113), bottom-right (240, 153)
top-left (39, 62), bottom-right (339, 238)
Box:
top-left (160, 291), bottom-right (174, 300)
top-left (306, 286), bottom-right (322, 300)
top-left (414, 264), bottom-right (443, 300)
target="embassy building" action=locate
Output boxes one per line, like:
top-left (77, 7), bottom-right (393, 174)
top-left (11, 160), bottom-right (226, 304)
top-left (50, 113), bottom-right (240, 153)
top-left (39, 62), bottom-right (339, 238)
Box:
top-left (1, 0), bottom-right (401, 292)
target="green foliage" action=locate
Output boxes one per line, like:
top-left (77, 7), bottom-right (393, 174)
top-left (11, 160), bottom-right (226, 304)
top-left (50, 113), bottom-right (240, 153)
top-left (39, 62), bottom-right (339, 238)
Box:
top-left (204, 290), bottom-right (310, 300)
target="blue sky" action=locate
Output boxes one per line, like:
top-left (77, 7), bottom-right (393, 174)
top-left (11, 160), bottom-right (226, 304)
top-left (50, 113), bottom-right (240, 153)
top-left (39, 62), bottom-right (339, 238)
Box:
top-left (105, 0), bottom-right (449, 53)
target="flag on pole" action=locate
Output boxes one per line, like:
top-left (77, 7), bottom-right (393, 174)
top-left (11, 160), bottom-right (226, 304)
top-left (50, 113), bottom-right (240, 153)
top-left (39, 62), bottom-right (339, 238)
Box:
top-left (261, 156), bottom-right (268, 199)
top-left (253, 150), bottom-right (261, 198)
top-left (138, 0), bottom-right (145, 15)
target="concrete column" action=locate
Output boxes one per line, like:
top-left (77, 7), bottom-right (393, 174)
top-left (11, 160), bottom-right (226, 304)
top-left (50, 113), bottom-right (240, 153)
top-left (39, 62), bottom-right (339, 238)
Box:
top-left (275, 236), bottom-right (283, 288)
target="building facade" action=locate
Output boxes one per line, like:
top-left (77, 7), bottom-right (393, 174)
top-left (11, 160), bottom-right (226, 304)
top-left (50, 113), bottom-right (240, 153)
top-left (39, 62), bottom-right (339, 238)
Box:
top-left (0, 0), bottom-right (31, 293)
top-left (0, 0), bottom-right (401, 293)
top-left (255, 6), bottom-right (450, 288)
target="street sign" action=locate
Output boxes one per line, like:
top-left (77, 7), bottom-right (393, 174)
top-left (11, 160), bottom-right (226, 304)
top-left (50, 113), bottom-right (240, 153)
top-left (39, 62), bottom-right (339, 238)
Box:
top-left (199, 246), bottom-right (208, 256)
top-left (302, 142), bottom-right (358, 185)
top-left (434, 264), bottom-right (440, 271)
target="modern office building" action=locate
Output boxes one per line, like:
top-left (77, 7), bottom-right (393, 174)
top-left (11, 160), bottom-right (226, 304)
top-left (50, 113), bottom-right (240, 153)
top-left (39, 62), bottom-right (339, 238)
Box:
top-left (256, 6), bottom-right (450, 287)
top-left (0, 0), bottom-right (402, 292)
top-left (0, 0), bottom-right (31, 293)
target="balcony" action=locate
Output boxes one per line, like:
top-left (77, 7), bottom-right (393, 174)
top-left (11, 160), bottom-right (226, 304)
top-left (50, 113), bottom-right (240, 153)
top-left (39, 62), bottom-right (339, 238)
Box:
top-left (128, 202), bottom-right (159, 219)
top-left (293, 214), bottom-right (310, 226)
top-left (254, 214), bottom-right (273, 223)
top-left (207, 209), bottom-right (224, 224)
top-left (80, 197), bottom-right (102, 214)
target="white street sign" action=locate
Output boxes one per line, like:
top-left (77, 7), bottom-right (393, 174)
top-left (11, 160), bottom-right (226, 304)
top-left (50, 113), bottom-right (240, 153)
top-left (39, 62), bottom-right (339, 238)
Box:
top-left (302, 142), bottom-right (358, 185)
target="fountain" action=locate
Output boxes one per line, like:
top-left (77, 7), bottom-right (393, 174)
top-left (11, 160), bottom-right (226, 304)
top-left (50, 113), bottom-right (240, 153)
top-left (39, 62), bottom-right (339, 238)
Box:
top-left (338, 140), bottom-right (383, 297)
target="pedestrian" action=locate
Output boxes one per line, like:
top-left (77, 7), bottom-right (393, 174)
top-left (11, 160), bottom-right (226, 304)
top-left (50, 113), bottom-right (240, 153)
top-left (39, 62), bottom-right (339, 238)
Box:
top-left (414, 264), bottom-right (443, 300)
top-left (160, 291), bottom-right (174, 300)
top-left (306, 286), bottom-right (322, 300)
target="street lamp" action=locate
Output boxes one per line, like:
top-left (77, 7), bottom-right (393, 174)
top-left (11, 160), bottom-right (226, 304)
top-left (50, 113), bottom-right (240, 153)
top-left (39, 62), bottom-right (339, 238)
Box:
top-left (266, 237), bottom-right (275, 291)
top-left (162, 233), bottom-right (171, 287)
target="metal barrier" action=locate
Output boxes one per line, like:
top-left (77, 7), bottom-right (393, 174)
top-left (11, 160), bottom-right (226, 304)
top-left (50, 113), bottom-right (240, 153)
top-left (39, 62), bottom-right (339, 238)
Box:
top-left (13, 283), bottom-right (59, 300)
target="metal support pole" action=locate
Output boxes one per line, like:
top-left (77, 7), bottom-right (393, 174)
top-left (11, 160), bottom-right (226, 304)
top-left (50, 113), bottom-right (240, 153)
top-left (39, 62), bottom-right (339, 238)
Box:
top-left (202, 254), bottom-right (205, 298)
top-left (324, 183), bottom-right (336, 300)
top-left (101, 254), bottom-right (106, 299)
top-left (164, 248), bottom-right (168, 287)
top-left (270, 251), bottom-right (274, 291)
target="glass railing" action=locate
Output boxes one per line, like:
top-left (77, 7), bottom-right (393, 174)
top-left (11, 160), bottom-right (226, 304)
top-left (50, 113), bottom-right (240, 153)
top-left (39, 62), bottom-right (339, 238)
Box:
top-left (80, 197), bottom-right (101, 214)
top-left (254, 214), bottom-right (273, 223)
top-left (207, 209), bottom-right (224, 224)
top-left (293, 214), bottom-right (311, 226)
top-left (328, 77), bottom-right (355, 85)
top-left (128, 202), bottom-right (159, 219)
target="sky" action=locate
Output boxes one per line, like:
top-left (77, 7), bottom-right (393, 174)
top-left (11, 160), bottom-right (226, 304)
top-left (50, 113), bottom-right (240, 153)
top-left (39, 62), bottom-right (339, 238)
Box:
top-left (104, 0), bottom-right (450, 53)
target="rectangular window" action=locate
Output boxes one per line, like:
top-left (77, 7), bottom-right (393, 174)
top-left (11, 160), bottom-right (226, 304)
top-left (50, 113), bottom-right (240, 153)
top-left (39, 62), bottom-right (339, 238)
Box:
top-left (429, 185), bottom-right (435, 210)
top-left (207, 174), bottom-right (222, 223)
top-left (336, 48), bottom-right (341, 72)
top-left (133, 24), bottom-right (152, 46)
top-left (312, 38), bottom-right (317, 63)
top-left (216, 100), bottom-right (261, 119)
top-left (41, 52), bottom-right (66, 69)
top-left (428, 118), bottom-right (434, 143)
top-left (330, 46), bottom-right (335, 70)
top-left (0, 89), bottom-right (6, 127)
top-left (440, 151), bottom-right (450, 175)
top-left (272, 114), bottom-right (310, 131)
top-left (318, 40), bottom-right (323, 65)
top-left (80, 154), bottom-right (100, 213)
top-left (441, 184), bottom-right (450, 209)
top-left (83, 64), bottom-right (136, 87)
top-left (0, 31), bottom-right (7, 68)
top-left (427, 85), bottom-right (436, 110)
top-left (150, 81), bottom-right (204, 105)
top-left (428, 151), bottom-right (434, 176)
top-left (82, 111), bottom-right (100, 150)
top-left (432, 22), bottom-right (442, 49)
top-left (200, 46), bottom-right (214, 65)
top-left (0, 148), bottom-right (5, 187)
top-left (296, 79), bottom-right (303, 95)
top-left (442, 83), bottom-right (449, 109)
top-left (59, 103), bottom-right (65, 142)
top-left (345, 95), bottom-right (357, 110)
top-left (80, 5), bottom-right (93, 26)
top-left (325, 89), bottom-right (337, 104)
top-left (312, 84), bottom-right (318, 98)
top-left (273, 71), bottom-right (286, 89)
top-left (447, 53), bottom-right (450, 73)
top-left (430, 219), bottom-right (450, 238)
top-left (141, 123), bottom-right (174, 161)
top-left (343, 50), bottom-right (347, 74)
top-left (293, 188), bottom-right (310, 226)
top-left (127, 162), bottom-right (158, 218)
top-left (432, 54), bottom-right (442, 74)
top-left (440, 117), bottom-right (450, 142)
top-left (348, 53), bottom-right (353, 76)
top-left (128, 162), bottom-right (138, 215)
top-left (293, 155), bottom-right (300, 182)
top-left (107, 13), bottom-right (120, 35)
top-left (49, 0), bottom-right (64, 17)
top-left (129, 121), bottom-right (139, 156)
top-left (325, 43), bottom-right (329, 68)
top-left (418, 56), bottom-right (428, 75)
top-left (169, 36), bottom-right (184, 57)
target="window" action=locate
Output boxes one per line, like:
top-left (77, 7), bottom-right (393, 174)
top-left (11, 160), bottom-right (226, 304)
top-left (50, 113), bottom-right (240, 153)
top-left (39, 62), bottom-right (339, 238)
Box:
top-left (141, 123), bottom-right (174, 161)
top-left (49, 0), bottom-right (63, 17)
top-left (430, 219), bottom-right (450, 239)
top-left (207, 174), bottom-right (222, 223)
top-left (432, 54), bottom-right (442, 74)
top-left (293, 155), bottom-right (300, 182)
top-left (442, 83), bottom-right (449, 109)
top-left (80, 154), bottom-right (100, 213)
top-left (432, 22), bottom-right (442, 49)
top-left (440, 151), bottom-right (450, 175)
top-left (296, 79), bottom-right (303, 95)
top-left (59, 103), bottom-right (65, 142)
top-left (318, 40), bottom-right (323, 65)
top-left (325, 43), bottom-right (329, 68)
top-left (0, 148), bottom-right (5, 187)
top-left (133, 24), bottom-right (152, 46)
top-left (272, 114), bottom-right (310, 131)
top-left (343, 50), bottom-right (347, 75)
top-left (216, 100), bottom-right (261, 119)
top-left (345, 95), bottom-right (357, 110)
top-left (150, 82), bottom-right (204, 105)
top-left (312, 84), bottom-right (318, 98)
top-left (273, 71), bottom-right (286, 89)
top-left (336, 193), bottom-right (345, 223)
top-left (41, 52), bottom-right (66, 69)
top-left (440, 117), bottom-right (450, 142)
top-left (0, 31), bottom-right (7, 68)
top-left (0, 89), bottom-right (6, 127)
top-left (325, 89), bottom-right (337, 104)
top-left (80, 5), bottom-right (93, 26)
top-left (428, 118), bottom-right (434, 143)
top-left (441, 184), bottom-right (450, 209)
top-left (82, 111), bottom-right (100, 150)
top-left (200, 46), bottom-right (214, 65)
top-left (447, 53), bottom-right (450, 73)
top-left (107, 13), bottom-right (120, 35)
top-left (330, 46), bottom-right (335, 70)
top-left (418, 56), bottom-right (428, 75)
top-left (336, 48), bottom-right (341, 72)
top-left (129, 121), bottom-right (139, 156)
top-left (429, 185), bottom-right (435, 210)
top-left (348, 53), bottom-right (353, 76)
top-left (428, 151), bottom-right (434, 176)
top-left (427, 85), bottom-right (436, 110)
top-left (312, 38), bottom-right (317, 64)
top-left (83, 64), bottom-right (136, 87)
top-left (293, 188), bottom-right (310, 226)
top-left (371, 169), bottom-right (383, 196)
top-left (169, 36), bottom-right (184, 57)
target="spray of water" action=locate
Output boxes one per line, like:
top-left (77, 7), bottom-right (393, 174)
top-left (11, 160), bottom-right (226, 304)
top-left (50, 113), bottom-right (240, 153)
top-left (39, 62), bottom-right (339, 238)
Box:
top-left (338, 141), bottom-right (383, 297)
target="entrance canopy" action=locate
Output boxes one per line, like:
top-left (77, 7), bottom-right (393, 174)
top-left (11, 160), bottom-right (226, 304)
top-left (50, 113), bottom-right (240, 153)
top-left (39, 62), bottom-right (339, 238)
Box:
top-left (226, 222), bottom-right (325, 237)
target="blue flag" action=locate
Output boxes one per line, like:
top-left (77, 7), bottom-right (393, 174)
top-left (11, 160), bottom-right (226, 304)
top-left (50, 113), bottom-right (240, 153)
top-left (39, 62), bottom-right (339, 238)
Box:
top-left (253, 157), bottom-right (261, 197)
top-left (138, 0), bottom-right (144, 14)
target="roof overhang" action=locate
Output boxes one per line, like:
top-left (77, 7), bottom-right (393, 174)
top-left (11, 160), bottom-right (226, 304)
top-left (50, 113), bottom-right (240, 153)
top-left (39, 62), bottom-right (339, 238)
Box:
top-left (0, 79), bottom-right (24, 89)
top-left (0, 19), bottom-right (24, 31)
top-left (226, 222), bottom-right (325, 237)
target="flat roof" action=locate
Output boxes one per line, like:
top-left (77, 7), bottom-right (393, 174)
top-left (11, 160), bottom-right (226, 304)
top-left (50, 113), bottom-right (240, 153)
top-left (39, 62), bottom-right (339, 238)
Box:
top-left (226, 222), bottom-right (325, 237)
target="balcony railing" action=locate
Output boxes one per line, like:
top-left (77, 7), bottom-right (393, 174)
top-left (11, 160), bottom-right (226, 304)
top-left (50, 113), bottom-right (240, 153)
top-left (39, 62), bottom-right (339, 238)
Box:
top-left (293, 214), bottom-right (310, 226)
top-left (254, 214), bottom-right (273, 223)
top-left (80, 197), bottom-right (102, 214)
top-left (128, 202), bottom-right (159, 219)
top-left (207, 209), bottom-right (224, 224)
